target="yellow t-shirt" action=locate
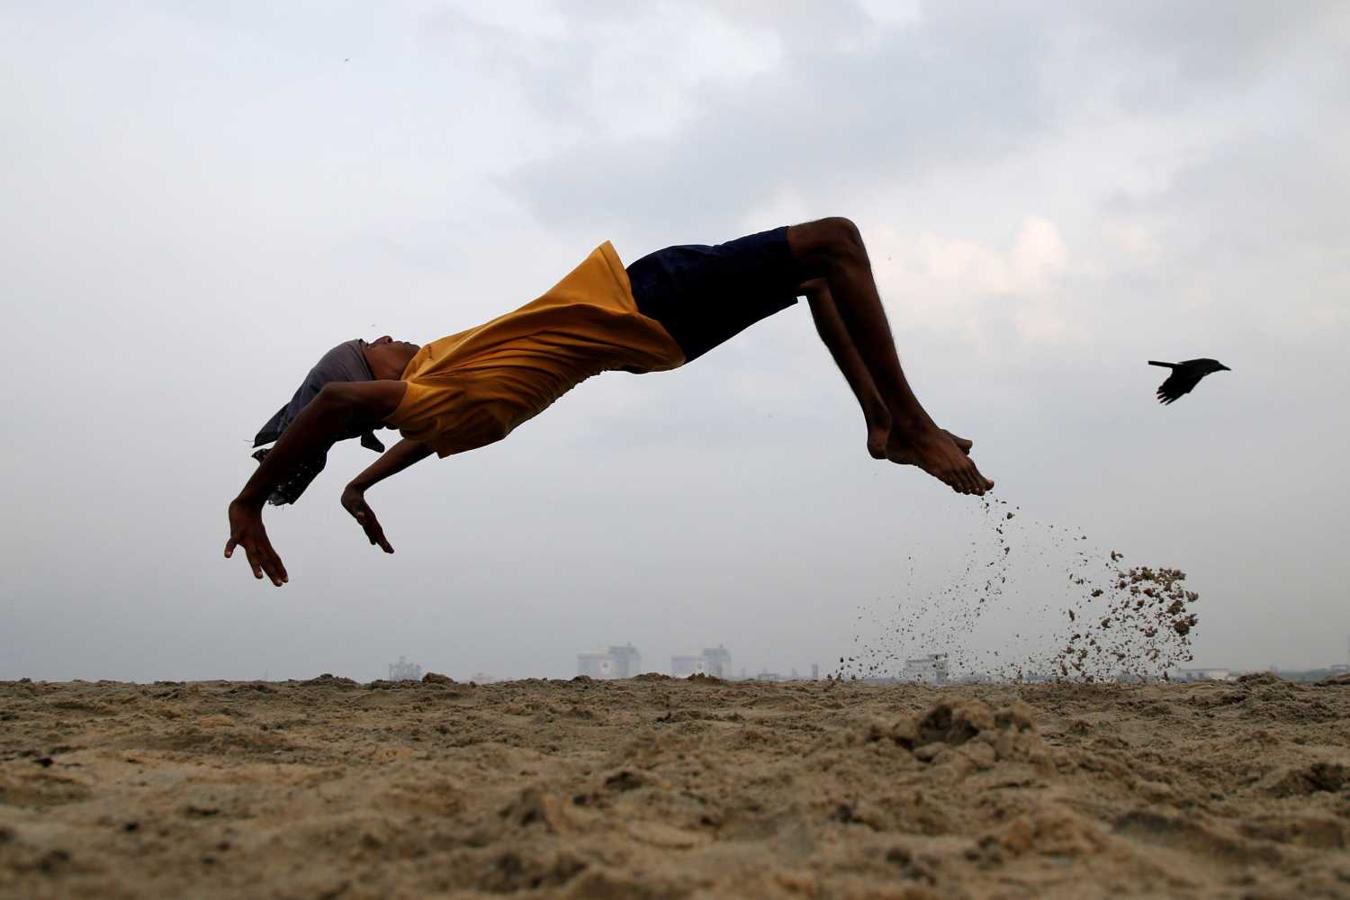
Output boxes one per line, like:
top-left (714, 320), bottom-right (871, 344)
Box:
top-left (387, 242), bottom-right (685, 457)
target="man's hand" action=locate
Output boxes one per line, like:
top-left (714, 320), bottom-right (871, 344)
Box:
top-left (341, 484), bottom-right (394, 553)
top-left (225, 380), bottom-right (408, 587)
top-left (225, 500), bottom-right (289, 586)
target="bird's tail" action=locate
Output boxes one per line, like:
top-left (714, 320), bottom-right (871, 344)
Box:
top-left (1147, 360), bottom-right (1176, 368)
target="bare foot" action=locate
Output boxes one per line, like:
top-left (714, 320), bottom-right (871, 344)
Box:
top-left (873, 427), bottom-right (971, 459)
top-left (885, 425), bottom-right (993, 495)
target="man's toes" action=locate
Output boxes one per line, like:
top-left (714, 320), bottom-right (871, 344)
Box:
top-left (951, 462), bottom-right (971, 488)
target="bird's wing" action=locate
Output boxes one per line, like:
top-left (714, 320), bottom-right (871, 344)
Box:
top-left (1156, 370), bottom-right (1201, 404)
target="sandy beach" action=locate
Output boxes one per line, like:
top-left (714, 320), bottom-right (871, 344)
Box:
top-left (1, 675), bottom-right (1347, 899)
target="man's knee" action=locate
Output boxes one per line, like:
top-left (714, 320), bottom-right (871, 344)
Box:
top-left (818, 216), bottom-right (864, 250)
top-left (788, 216), bottom-right (868, 274)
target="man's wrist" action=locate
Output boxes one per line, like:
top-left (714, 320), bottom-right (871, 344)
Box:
top-left (232, 491), bottom-right (266, 510)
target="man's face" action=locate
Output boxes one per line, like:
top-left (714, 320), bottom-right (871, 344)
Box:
top-left (366, 335), bottom-right (422, 379)
top-left (370, 335), bottom-right (420, 354)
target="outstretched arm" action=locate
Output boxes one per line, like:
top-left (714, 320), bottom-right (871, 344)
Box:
top-left (226, 380), bottom-right (407, 585)
top-left (340, 438), bottom-right (433, 553)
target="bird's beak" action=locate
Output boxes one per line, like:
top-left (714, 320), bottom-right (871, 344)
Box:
top-left (1219, 364), bottom-right (1231, 371)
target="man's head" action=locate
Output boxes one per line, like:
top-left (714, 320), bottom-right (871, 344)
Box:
top-left (250, 336), bottom-right (420, 505)
top-left (364, 335), bottom-right (422, 380)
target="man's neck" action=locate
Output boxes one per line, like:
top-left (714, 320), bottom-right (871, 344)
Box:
top-left (364, 347), bottom-right (414, 381)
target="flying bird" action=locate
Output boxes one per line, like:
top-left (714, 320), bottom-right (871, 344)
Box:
top-left (1148, 358), bottom-right (1230, 405)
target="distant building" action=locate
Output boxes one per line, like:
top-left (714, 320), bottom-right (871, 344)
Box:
top-left (577, 644), bottom-right (645, 679)
top-left (900, 653), bottom-right (949, 685)
top-left (1171, 667), bottom-right (1234, 682)
top-left (608, 644), bottom-right (642, 678)
top-left (668, 645), bottom-right (734, 678)
top-left (577, 652), bottom-right (616, 679)
top-left (388, 656), bottom-right (422, 681)
top-left (701, 645), bottom-right (732, 678)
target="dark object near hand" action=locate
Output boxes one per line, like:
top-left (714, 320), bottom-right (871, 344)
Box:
top-left (250, 448), bottom-right (327, 505)
top-left (1148, 358), bottom-right (1230, 405)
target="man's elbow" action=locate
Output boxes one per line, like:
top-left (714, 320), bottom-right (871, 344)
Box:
top-left (314, 382), bottom-right (356, 413)
top-left (316, 381), bottom-right (405, 423)
top-left (309, 382), bottom-right (367, 426)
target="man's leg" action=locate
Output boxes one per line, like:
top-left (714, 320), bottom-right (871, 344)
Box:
top-left (802, 277), bottom-right (973, 461)
top-left (788, 218), bottom-right (993, 496)
top-left (800, 277), bottom-right (892, 458)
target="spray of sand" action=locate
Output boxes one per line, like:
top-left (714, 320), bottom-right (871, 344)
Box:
top-left (836, 495), bottom-right (1199, 681)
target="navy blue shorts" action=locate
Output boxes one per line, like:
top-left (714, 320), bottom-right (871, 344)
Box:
top-left (626, 226), bottom-right (803, 363)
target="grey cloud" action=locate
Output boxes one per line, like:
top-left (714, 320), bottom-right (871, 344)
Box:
top-left (503, 2), bottom-right (1344, 240)
top-left (505, 7), bottom-right (1052, 239)
top-left (1072, 0), bottom-right (1339, 93)
top-left (1113, 134), bottom-right (1350, 261)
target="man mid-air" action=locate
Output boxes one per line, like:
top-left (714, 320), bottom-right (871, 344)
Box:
top-left (225, 218), bottom-right (994, 586)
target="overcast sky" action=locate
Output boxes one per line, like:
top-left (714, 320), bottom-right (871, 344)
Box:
top-left (3, 1), bottom-right (1348, 682)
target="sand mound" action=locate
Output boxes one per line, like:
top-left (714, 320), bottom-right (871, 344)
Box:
top-left (3, 677), bottom-right (1347, 897)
